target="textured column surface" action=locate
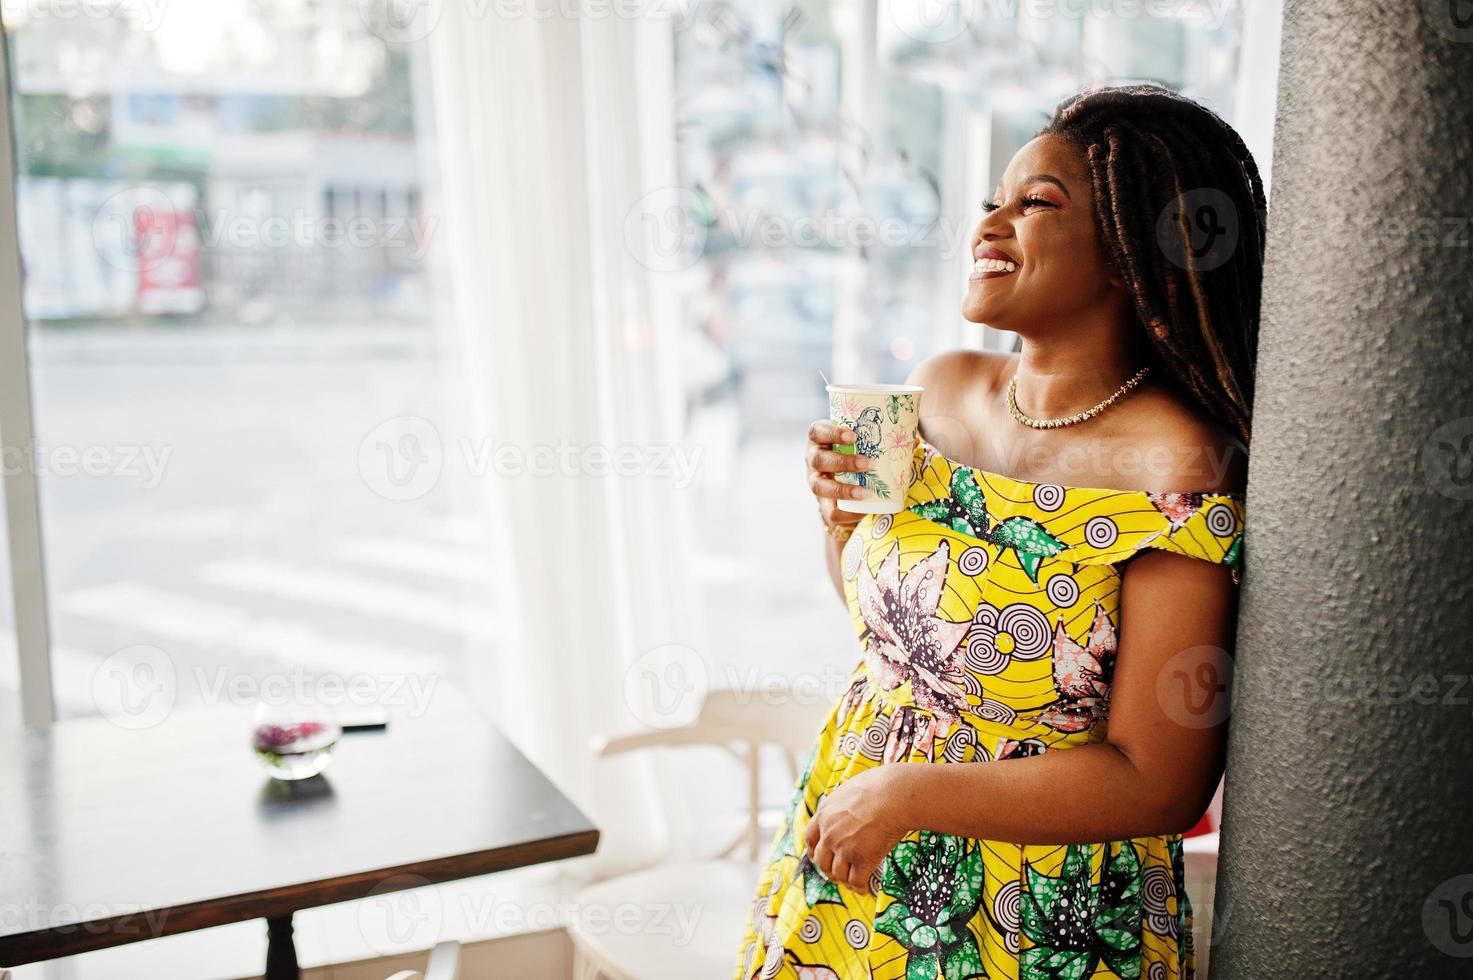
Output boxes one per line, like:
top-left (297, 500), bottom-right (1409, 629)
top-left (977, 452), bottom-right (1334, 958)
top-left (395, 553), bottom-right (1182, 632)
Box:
top-left (1212, 1), bottom-right (1473, 976)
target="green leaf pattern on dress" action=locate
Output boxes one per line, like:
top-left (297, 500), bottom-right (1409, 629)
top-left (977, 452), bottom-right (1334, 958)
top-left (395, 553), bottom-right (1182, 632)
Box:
top-left (909, 466), bottom-right (1067, 584)
top-left (875, 831), bottom-right (989, 979)
top-left (1019, 843), bottom-right (1144, 980)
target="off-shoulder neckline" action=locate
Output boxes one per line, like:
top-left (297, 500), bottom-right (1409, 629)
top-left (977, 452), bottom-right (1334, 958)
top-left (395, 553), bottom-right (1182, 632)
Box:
top-left (915, 434), bottom-right (1246, 502)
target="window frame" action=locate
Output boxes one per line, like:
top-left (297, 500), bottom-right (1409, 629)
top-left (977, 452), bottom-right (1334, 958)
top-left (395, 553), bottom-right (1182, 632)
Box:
top-left (0, 27), bottom-right (55, 727)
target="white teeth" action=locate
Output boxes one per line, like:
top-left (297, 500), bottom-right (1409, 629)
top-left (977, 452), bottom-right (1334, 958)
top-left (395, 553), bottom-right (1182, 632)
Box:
top-left (972, 258), bottom-right (1017, 273)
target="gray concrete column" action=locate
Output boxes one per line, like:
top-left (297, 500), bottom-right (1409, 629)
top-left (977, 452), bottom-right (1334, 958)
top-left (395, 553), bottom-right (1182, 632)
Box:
top-left (1211, 1), bottom-right (1473, 976)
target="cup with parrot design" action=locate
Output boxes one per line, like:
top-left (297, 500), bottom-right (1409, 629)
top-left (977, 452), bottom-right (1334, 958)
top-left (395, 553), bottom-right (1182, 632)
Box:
top-left (826, 382), bottom-right (924, 514)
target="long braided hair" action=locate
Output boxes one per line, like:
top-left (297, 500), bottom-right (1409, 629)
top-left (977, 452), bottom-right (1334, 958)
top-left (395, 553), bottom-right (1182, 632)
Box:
top-left (1035, 83), bottom-right (1266, 446)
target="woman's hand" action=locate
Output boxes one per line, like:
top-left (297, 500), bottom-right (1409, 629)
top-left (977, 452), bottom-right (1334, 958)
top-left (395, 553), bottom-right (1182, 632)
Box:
top-left (802, 765), bottom-right (909, 896)
top-left (806, 420), bottom-right (870, 530)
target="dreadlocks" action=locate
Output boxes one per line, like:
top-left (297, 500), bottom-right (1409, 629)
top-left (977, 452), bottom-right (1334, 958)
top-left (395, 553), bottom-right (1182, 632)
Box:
top-left (1036, 83), bottom-right (1266, 446)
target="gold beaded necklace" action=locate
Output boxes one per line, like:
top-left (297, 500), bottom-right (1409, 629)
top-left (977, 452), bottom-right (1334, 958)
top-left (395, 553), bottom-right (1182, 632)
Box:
top-left (1007, 365), bottom-right (1151, 429)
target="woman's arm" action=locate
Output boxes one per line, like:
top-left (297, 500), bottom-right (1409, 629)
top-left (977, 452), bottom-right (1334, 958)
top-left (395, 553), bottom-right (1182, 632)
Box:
top-left (804, 546), bottom-right (1239, 893)
top-left (806, 420), bottom-right (866, 602)
top-left (823, 525), bottom-right (851, 602)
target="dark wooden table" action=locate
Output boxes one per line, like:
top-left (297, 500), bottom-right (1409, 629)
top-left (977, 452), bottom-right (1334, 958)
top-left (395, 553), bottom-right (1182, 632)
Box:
top-left (0, 685), bottom-right (600, 977)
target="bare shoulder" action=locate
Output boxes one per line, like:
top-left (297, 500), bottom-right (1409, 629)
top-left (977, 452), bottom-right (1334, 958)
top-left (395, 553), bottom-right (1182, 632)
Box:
top-left (1115, 384), bottom-right (1247, 495)
top-left (904, 349), bottom-right (1013, 399)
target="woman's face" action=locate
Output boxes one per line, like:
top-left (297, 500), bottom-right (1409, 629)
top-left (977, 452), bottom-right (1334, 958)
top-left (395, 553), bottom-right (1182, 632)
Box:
top-left (961, 133), bottom-right (1124, 333)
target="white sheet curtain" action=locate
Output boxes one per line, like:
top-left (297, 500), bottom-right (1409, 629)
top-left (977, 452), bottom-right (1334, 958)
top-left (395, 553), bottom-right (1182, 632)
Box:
top-left (427, 3), bottom-right (708, 878)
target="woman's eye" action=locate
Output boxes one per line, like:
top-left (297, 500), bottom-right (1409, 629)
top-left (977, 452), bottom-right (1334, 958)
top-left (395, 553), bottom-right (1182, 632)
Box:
top-left (982, 196), bottom-right (1053, 214)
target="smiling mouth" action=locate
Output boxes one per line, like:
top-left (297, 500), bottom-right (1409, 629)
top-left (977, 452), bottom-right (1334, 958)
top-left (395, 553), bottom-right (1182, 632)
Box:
top-left (968, 256), bottom-right (1017, 281)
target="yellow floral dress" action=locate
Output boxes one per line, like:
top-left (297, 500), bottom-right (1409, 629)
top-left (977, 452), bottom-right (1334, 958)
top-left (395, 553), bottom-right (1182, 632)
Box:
top-left (732, 432), bottom-right (1245, 980)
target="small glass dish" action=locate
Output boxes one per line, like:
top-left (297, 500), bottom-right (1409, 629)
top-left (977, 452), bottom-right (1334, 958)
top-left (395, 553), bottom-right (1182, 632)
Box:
top-left (251, 712), bottom-right (342, 781)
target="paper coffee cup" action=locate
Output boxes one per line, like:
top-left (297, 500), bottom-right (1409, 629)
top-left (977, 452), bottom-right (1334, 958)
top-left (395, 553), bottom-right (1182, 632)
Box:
top-left (826, 382), bottom-right (924, 514)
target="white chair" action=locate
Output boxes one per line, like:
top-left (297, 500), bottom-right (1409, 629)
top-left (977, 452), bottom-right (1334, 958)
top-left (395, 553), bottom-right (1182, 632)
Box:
top-left (569, 686), bottom-right (827, 980)
top-left (385, 939), bottom-right (461, 980)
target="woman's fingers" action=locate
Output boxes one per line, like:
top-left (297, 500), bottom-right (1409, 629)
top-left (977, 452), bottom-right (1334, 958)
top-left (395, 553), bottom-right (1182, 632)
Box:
top-left (804, 805), bottom-right (879, 893)
top-left (812, 836), bottom-right (836, 881)
top-left (832, 853), bottom-right (871, 894)
top-left (810, 472), bottom-right (872, 501)
top-left (813, 446), bottom-right (870, 474)
top-left (807, 423), bottom-right (870, 472)
top-left (855, 859), bottom-right (880, 895)
top-left (809, 420), bottom-right (856, 448)
top-left (806, 419), bottom-right (873, 505)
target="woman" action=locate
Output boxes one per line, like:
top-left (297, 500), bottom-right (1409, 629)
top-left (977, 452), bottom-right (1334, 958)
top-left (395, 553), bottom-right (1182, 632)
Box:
top-left (733, 83), bottom-right (1264, 980)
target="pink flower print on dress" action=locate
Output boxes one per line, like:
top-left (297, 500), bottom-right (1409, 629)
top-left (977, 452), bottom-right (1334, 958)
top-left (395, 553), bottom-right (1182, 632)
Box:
top-left (1037, 603), bottom-right (1119, 734)
top-left (996, 736), bottom-right (1049, 760)
top-left (1147, 492), bottom-right (1204, 532)
top-left (855, 540), bottom-right (970, 736)
top-left (883, 705), bottom-right (940, 764)
top-left (835, 675), bottom-right (872, 728)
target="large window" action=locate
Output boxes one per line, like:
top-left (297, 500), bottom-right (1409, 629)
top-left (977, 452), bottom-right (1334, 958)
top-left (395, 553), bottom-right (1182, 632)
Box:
top-left (3, 1), bottom-right (491, 727)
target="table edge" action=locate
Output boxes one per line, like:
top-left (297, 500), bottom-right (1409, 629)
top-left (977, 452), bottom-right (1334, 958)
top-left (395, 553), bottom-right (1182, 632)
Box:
top-left (0, 827), bottom-right (600, 966)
